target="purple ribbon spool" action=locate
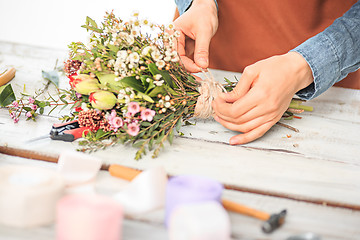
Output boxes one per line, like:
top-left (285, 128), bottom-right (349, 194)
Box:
top-left (165, 175), bottom-right (223, 227)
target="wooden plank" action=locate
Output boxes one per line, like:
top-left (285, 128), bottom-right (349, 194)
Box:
top-left (2, 154), bottom-right (360, 240)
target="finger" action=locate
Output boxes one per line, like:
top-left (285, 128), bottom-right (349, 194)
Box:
top-left (229, 121), bottom-right (275, 145)
top-left (176, 31), bottom-right (201, 72)
top-left (214, 114), bottom-right (267, 133)
top-left (194, 30), bottom-right (212, 69)
top-left (221, 67), bottom-right (258, 103)
top-left (212, 88), bottom-right (259, 120)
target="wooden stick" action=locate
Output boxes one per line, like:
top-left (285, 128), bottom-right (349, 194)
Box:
top-left (222, 199), bottom-right (270, 221)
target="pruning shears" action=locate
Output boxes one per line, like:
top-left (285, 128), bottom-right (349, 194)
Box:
top-left (27, 120), bottom-right (89, 143)
top-left (50, 120), bottom-right (90, 142)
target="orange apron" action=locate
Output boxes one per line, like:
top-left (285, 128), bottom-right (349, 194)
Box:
top-left (176, 0), bottom-right (360, 89)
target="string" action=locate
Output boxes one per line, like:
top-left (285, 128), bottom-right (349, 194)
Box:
top-left (194, 69), bottom-right (226, 119)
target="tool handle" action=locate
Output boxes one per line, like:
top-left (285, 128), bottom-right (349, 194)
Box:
top-left (63, 126), bottom-right (90, 140)
top-left (0, 67), bottom-right (16, 87)
top-left (222, 199), bottom-right (270, 221)
top-left (109, 164), bottom-right (142, 181)
top-left (52, 120), bottom-right (78, 129)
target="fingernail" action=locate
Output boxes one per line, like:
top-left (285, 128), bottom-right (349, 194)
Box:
top-left (198, 57), bottom-right (208, 66)
top-left (229, 138), bottom-right (237, 145)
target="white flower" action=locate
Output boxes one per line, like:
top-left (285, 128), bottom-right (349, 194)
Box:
top-left (117, 50), bottom-right (128, 60)
top-left (154, 80), bottom-right (164, 86)
top-left (130, 28), bottom-right (140, 37)
top-left (167, 23), bottom-right (175, 31)
top-left (165, 95), bottom-right (170, 101)
top-left (164, 56), bottom-right (171, 62)
top-left (154, 74), bottom-right (162, 80)
top-left (171, 55), bottom-right (179, 62)
top-left (108, 59), bottom-right (115, 66)
top-left (128, 63), bottom-right (134, 69)
top-left (156, 60), bottom-right (166, 69)
top-left (151, 49), bottom-right (163, 62)
top-left (146, 78), bottom-right (151, 83)
top-left (142, 19), bottom-right (149, 25)
top-left (129, 52), bottom-right (140, 63)
top-left (118, 93), bottom-right (125, 99)
top-left (164, 102), bottom-right (171, 108)
top-left (81, 102), bottom-right (89, 112)
top-left (141, 46), bottom-right (152, 56)
top-left (132, 11), bottom-right (139, 17)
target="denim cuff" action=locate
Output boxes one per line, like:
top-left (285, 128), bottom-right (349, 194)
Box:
top-left (175, 0), bottom-right (218, 15)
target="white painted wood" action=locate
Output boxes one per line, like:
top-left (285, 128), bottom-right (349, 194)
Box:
top-left (1, 155), bottom-right (360, 240)
top-left (1, 42), bottom-right (360, 209)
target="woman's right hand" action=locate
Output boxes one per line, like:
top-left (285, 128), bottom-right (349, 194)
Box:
top-left (173, 0), bottom-right (218, 72)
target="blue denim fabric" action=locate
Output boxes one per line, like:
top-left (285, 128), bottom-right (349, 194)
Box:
top-left (175, 0), bottom-right (218, 15)
top-left (293, 1), bottom-right (360, 100)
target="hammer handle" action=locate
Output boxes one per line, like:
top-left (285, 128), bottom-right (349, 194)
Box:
top-left (222, 199), bottom-right (270, 221)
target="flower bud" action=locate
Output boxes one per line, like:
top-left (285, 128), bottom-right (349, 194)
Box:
top-left (89, 90), bottom-right (117, 110)
top-left (69, 74), bottom-right (100, 95)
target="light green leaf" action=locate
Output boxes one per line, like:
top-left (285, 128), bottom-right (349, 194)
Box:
top-left (97, 73), bottom-right (124, 91)
top-left (42, 70), bottom-right (59, 87)
top-left (136, 92), bottom-right (154, 103)
top-left (0, 84), bottom-right (16, 107)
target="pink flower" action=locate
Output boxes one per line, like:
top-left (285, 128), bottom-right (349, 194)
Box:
top-left (108, 109), bottom-right (117, 121)
top-left (9, 112), bottom-right (16, 119)
top-left (127, 102), bottom-right (140, 115)
top-left (13, 117), bottom-right (19, 123)
top-left (110, 117), bottom-right (123, 131)
top-left (126, 122), bottom-right (140, 136)
top-left (31, 104), bottom-right (38, 110)
top-left (12, 101), bottom-right (19, 108)
top-left (140, 108), bottom-right (156, 122)
top-left (28, 97), bottom-right (35, 104)
top-left (26, 112), bottom-right (32, 118)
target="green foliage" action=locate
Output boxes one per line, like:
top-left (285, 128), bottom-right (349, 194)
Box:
top-left (0, 84), bottom-right (15, 107)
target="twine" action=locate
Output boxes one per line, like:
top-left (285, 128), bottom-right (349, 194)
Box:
top-left (194, 69), bottom-right (227, 119)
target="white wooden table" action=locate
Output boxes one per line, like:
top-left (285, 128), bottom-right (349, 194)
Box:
top-left (1, 41), bottom-right (360, 240)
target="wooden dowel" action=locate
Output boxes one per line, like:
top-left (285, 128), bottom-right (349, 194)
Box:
top-left (222, 199), bottom-right (270, 221)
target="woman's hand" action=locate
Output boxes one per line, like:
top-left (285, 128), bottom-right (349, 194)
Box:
top-left (173, 0), bottom-right (218, 72)
top-left (212, 52), bottom-right (314, 144)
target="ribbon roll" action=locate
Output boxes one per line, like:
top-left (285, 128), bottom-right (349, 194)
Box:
top-left (165, 175), bottom-right (223, 226)
top-left (56, 194), bottom-right (123, 240)
top-left (168, 201), bottom-right (231, 240)
top-left (0, 165), bottom-right (65, 228)
top-left (113, 166), bottom-right (168, 216)
top-left (57, 151), bottom-right (102, 187)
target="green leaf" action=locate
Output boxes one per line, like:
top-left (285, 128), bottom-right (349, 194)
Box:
top-left (133, 140), bottom-right (146, 148)
top-left (0, 84), bottom-right (16, 107)
top-left (148, 86), bottom-right (166, 98)
top-left (175, 119), bottom-right (182, 131)
top-left (148, 63), bottom-right (175, 88)
top-left (95, 129), bottom-right (108, 139)
top-left (97, 73), bottom-right (124, 91)
top-left (42, 70), bottom-right (59, 87)
top-left (136, 92), bottom-right (154, 103)
top-left (120, 76), bottom-right (145, 92)
top-left (168, 129), bottom-right (174, 145)
top-left (107, 44), bottom-right (118, 52)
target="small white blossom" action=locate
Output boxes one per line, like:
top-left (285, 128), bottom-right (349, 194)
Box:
top-left (164, 102), bottom-right (171, 108)
top-left (117, 50), bottom-right (128, 61)
top-left (81, 102), bottom-right (89, 112)
top-left (164, 56), bottom-right (171, 62)
top-left (165, 95), bottom-right (170, 101)
top-left (154, 80), bottom-right (164, 86)
top-left (129, 52), bottom-right (140, 63)
top-left (151, 49), bottom-right (163, 62)
top-left (154, 74), bottom-right (162, 80)
top-left (146, 78), bottom-right (151, 83)
top-left (141, 46), bottom-right (152, 56)
top-left (167, 23), bottom-right (175, 31)
top-left (156, 60), bottom-right (166, 69)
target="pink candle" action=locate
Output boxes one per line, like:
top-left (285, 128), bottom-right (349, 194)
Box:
top-left (56, 194), bottom-right (123, 240)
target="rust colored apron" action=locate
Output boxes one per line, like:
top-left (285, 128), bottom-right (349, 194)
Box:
top-left (176, 0), bottom-right (360, 89)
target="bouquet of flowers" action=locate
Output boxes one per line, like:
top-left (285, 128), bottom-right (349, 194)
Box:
top-left (3, 11), bottom-right (312, 160)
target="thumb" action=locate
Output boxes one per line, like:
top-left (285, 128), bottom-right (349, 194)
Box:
top-left (194, 31), bottom-right (211, 69)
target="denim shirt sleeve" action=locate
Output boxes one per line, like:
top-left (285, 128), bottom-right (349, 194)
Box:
top-left (292, 1), bottom-right (360, 100)
top-left (175, 0), bottom-right (218, 15)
